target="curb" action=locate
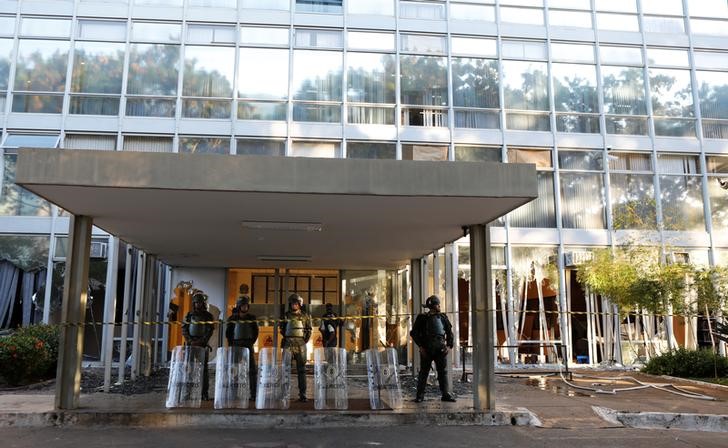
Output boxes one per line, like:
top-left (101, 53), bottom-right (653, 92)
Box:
top-left (592, 406), bottom-right (728, 433)
top-left (0, 408), bottom-right (539, 429)
top-left (659, 376), bottom-right (728, 391)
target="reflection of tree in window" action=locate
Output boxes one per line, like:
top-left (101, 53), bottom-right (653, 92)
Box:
top-left (0, 155), bottom-right (51, 217)
top-left (601, 66), bottom-right (646, 115)
top-left (502, 61), bottom-right (548, 111)
top-left (452, 58), bottom-right (499, 108)
top-left (127, 44), bottom-right (180, 96)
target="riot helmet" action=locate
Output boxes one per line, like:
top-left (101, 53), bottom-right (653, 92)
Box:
top-left (237, 295), bottom-right (251, 307)
top-left (191, 291), bottom-right (208, 310)
top-left (288, 293), bottom-right (303, 308)
top-left (424, 295), bottom-right (441, 309)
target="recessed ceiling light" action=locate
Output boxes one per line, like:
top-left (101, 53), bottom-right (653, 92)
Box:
top-left (241, 221), bottom-right (323, 232)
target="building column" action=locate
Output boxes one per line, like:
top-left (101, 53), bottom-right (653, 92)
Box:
top-left (55, 215), bottom-right (93, 410)
top-left (410, 258), bottom-right (423, 374)
top-left (140, 254), bottom-right (157, 377)
top-left (470, 224), bottom-right (495, 411)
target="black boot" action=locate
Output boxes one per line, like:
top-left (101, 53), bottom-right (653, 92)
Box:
top-left (441, 393), bottom-right (456, 402)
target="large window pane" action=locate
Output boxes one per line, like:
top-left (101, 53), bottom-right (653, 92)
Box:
top-left (71, 42), bottom-right (125, 93)
top-left (452, 57), bottom-right (499, 108)
top-left (127, 44), bottom-right (180, 95)
top-left (77, 19), bottom-right (126, 41)
top-left (178, 137), bottom-right (230, 155)
top-left (347, 52), bottom-right (396, 104)
top-left (0, 154), bottom-right (51, 216)
top-left (500, 7), bottom-right (544, 26)
top-left (552, 63), bottom-right (598, 113)
top-left (183, 46), bottom-right (234, 97)
top-left (400, 55), bottom-right (448, 106)
top-left (696, 71), bottom-right (728, 119)
top-left (182, 99), bottom-right (231, 118)
top-left (455, 145), bottom-right (500, 162)
top-left (69, 96), bottom-right (120, 115)
top-left (649, 68), bottom-right (694, 123)
top-left (549, 10), bottom-right (592, 28)
top-left (601, 66), bottom-right (646, 115)
top-left (238, 101), bottom-right (287, 120)
top-left (400, 34), bottom-right (447, 54)
top-left (348, 106), bottom-right (395, 125)
top-left (347, 142), bottom-right (396, 159)
top-left (502, 60), bottom-right (549, 111)
top-left (292, 50), bottom-right (342, 101)
top-left (558, 150), bottom-right (603, 171)
top-left (236, 139), bottom-right (285, 156)
top-left (688, 0), bottom-right (728, 19)
top-left (347, 0), bottom-right (394, 16)
top-left (708, 179), bottom-right (728, 233)
top-left (186, 24), bottom-right (236, 44)
top-left (401, 144), bottom-right (448, 161)
top-left (20, 17), bottom-right (71, 38)
top-left (560, 172), bottom-right (606, 229)
top-left (659, 175), bottom-right (705, 231)
top-left (610, 173), bottom-right (656, 230)
top-left (14, 40), bottom-right (70, 92)
top-left (509, 171), bottom-right (556, 228)
top-left (347, 31), bottom-right (395, 51)
top-left (131, 22), bottom-right (181, 42)
top-left (238, 48), bottom-right (288, 100)
top-left (450, 4), bottom-right (495, 22)
top-left (291, 141), bottom-right (340, 158)
top-left (125, 98), bottom-right (176, 117)
top-left (0, 39), bottom-right (13, 91)
top-left (292, 103), bottom-right (341, 122)
top-left (12, 94), bottom-right (63, 113)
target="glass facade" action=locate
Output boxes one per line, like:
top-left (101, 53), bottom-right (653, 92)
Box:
top-left (0, 1), bottom-right (727, 359)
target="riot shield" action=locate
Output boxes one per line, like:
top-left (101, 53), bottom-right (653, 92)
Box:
top-left (313, 347), bottom-right (348, 410)
top-left (166, 345), bottom-right (206, 408)
top-left (255, 347), bottom-right (291, 410)
top-left (365, 348), bottom-right (403, 410)
top-left (213, 347), bottom-right (250, 409)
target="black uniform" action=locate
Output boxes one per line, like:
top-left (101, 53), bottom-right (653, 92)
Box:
top-left (320, 308), bottom-right (341, 348)
top-left (225, 307), bottom-right (259, 399)
top-left (410, 309), bottom-right (454, 402)
top-left (280, 306), bottom-right (312, 401)
top-left (182, 308), bottom-right (214, 400)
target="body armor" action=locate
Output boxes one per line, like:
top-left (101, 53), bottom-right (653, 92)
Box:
top-left (285, 315), bottom-right (306, 338)
top-left (188, 316), bottom-right (205, 338)
top-left (425, 314), bottom-right (447, 354)
top-left (233, 321), bottom-right (256, 341)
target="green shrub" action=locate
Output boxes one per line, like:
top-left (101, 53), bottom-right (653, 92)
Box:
top-left (642, 348), bottom-right (728, 378)
top-left (0, 324), bottom-right (60, 386)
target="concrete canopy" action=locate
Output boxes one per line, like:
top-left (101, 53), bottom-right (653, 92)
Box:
top-left (17, 149), bottom-right (537, 269)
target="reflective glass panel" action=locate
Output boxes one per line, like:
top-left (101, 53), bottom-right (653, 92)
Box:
top-left (690, 19), bottom-right (728, 36)
top-left (552, 63), bottom-right (598, 113)
top-left (600, 46), bottom-right (642, 65)
top-left (295, 29), bottom-right (343, 48)
top-left (240, 27), bottom-right (289, 45)
top-left (400, 1), bottom-right (445, 19)
top-left (500, 7), bottom-right (544, 26)
top-left (347, 52), bottom-right (396, 104)
top-left (0, 39), bottom-right (12, 91)
top-left (560, 172), bottom-right (606, 229)
top-left (127, 44), bottom-right (180, 95)
top-left (400, 55), bottom-right (448, 106)
top-left (182, 99), bottom-right (231, 118)
top-left (687, 0), bottom-right (728, 19)
top-left (401, 144), bottom-right (448, 161)
top-left (236, 139), bottom-right (285, 156)
top-left (694, 52), bottom-right (728, 70)
top-left (452, 57), bottom-right (499, 108)
top-left (450, 4), bottom-right (495, 22)
top-left (346, 142), bottom-right (396, 159)
top-left (696, 71), bottom-right (728, 119)
top-left (597, 13), bottom-right (639, 32)
top-left (709, 178), bottom-right (728, 233)
top-left (400, 34), bottom-right (447, 54)
top-left (20, 18), bottom-right (71, 37)
top-left (454, 145), bottom-right (500, 162)
top-left (242, 0), bottom-right (289, 10)
top-left (451, 37), bottom-right (497, 57)
top-left (291, 141), bottom-right (340, 158)
top-left (14, 40), bottom-right (69, 92)
top-left (649, 68), bottom-right (693, 118)
top-left (347, 32), bottom-right (395, 51)
top-left (292, 50), bottom-right (342, 101)
top-left (238, 101), bottom-right (287, 120)
top-left (0, 16), bottom-right (15, 36)
top-left (549, 0), bottom-right (589, 8)
top-left (178, 137), bottom-right (230, 155)
top-left (595, 0), bottom-right (635, 13)
top-left (502, 40), bottom-right (546, 60)
top-left (549, 11), bottom-right (592, 28)
top-left (551, 43), bottom-right (594, 63)
top-left (0, 154), bottom-right (51, 216)
top-left (238, 48), bottom-right (289, 100)
top-left (347, 0), bottom-right (394, 15)
top-left (71, 42), bottom-right (125, 94)
top-left (643, 16), bottom-right (684, 34)
top-left (558, 150), bottom-right (603, 171)
top-left (131, 22), bottom-right (181, 42)
top-left (126, 98), bottom-right (176, 116)
top-left (502, 60), bottom-right (549, 111)
top-left (509, 171), bottom-right (556, 228)
top-left (610, 173), bottom-right (656, 230)
top-left (642, 0), bottom-right (682, 15)
top-left (183, 46), bottom-right (235, 97)
top-left (186, 24), bottom-right (236, 44)
top-left (601, 66), bottom-right (646, 115)
top-left (646, 48), bottom-right (689, 68)
top-left (77, 20), bottom-right (126, 41)
top-left (659, 175), bottom-right (705, 231)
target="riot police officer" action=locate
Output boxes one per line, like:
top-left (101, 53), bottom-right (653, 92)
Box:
top-left (182, 291), bottom-right (215, 400)
top-left (410, 295), bottom-right (456, 403)
top-left (280, 293), bottom-right (312, 402)
top-left (320, 303), bottom-right (341, 348)
top-left (225, 295), bottom-right (259, 400)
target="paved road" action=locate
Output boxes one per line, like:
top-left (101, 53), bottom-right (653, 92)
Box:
top-left (3, 425), bottom-right (726, 448)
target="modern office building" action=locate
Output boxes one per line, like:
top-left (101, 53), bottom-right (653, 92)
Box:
top-left (1, 0), bottom-right (728, 397)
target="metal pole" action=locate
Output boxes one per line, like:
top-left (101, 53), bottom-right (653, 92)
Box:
top-left (117, 246), bottom-right (132, 383)
top-left (131, 251), bottom-right (145, 380)
top-left (410, 259), bottom-right (423, 375)
top-left (54, 215), bottom-right (93, 410)
top-left (469, 223), bottom-right (495, 411)
top-left (102, 237), bottom-right (119, 393)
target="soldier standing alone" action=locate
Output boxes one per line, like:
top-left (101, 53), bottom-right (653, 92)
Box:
top-left (280, 294), bottom-right (312, 402)
top-left (225, 295), bottom-right (259, 400)
top-left (410, 295), bottom-right (456, 403)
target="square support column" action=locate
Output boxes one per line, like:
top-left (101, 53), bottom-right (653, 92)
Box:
top-left (55, 215), bottom-right (93, 410)
top-left (469, 224), bottom-right (495, 411)
top-left (410, 259), bottom-right (423, 374)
